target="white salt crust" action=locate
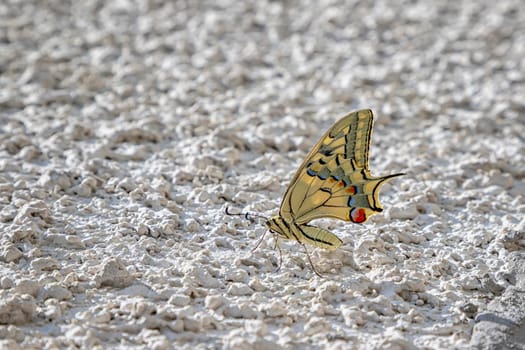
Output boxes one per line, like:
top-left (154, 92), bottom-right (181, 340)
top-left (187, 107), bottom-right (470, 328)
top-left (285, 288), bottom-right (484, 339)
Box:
top-left (0, 0), bottom-right (524, 349)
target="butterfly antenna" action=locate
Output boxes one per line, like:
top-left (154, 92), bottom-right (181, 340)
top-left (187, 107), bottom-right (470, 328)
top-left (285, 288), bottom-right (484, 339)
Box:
top-left (226, 207), bottom-right (272, 253)
top-left (300, 243), bottom-right (323, 278)
top-left (225, 206), bottom-right (268, 222)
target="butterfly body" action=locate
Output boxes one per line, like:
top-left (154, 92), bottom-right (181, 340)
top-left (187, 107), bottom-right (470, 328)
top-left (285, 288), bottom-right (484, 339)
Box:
top-left (265, 109), bottom-right (403, 251)
top-left (265, 216), bottom-right (343, 250)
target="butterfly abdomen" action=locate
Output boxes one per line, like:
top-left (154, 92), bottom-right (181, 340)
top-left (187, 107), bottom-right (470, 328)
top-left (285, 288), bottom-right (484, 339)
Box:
top-left (298, 224), bottom-right (343, 250)
top-left (266, 216), bottom-right (343, 250)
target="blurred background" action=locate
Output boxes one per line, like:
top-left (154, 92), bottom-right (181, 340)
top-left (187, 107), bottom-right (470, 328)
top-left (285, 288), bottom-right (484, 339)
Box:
top-left (0, 0), bottom-right (523, 349)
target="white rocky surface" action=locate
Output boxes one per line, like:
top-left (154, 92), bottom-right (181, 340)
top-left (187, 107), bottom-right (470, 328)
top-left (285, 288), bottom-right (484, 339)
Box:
top-left (0, 0), bottom-right (524, 349)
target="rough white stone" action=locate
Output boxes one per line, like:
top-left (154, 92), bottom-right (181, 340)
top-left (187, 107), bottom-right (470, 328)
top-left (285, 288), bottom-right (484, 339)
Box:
top-left (0, 244), bottom-right (23, 263)
top-left (96, 258), bottom-right (134, 288)
top-left (0, 0), bottom-right (522, 348)
top-left (30, 257), bottom-right (59, 271)
top-left (0, 294), bottom-right (37, 325)
top-left (40, 284), bottom-right (72, 301)
top-left (168, 294), bottom-right (191, 307)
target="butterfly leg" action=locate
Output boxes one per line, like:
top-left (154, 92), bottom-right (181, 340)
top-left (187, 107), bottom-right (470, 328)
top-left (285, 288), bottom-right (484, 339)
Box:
top-left (300, 243), bottom-right (323, 278)
top-left (251, 229), bottom-right (269, 252)
top-left (274, 237), bottom-right (283, 272)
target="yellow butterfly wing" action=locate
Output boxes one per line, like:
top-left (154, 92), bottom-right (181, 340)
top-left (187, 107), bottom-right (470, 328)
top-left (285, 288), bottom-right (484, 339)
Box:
top-left (279, 109), bottom-right (402, 225)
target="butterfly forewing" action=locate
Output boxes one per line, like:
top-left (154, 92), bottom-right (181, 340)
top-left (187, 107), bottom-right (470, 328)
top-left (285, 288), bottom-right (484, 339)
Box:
top-left (327, 110), bottom-right (373, 170)
top-left (279, 109), bottom-right (401, 226)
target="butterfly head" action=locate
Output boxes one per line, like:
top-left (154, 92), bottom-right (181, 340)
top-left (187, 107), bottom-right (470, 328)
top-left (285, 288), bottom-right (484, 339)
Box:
top-left (265, 216), bottom-right (289, 239)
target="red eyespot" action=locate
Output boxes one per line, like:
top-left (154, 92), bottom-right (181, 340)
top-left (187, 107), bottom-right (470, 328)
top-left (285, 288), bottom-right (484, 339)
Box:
top-left (351, 208), bottom-right (366, 223)
top-left (346, 186), bottom-right (356, 194)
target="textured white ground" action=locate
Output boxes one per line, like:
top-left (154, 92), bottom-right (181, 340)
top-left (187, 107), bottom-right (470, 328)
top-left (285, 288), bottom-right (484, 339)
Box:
top-left (1, 0), bottom-right (524, 349)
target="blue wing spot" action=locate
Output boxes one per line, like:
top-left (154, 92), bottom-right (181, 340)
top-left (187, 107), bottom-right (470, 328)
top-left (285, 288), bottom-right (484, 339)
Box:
top-left (307, 169), bottom-right (316, 177)
top-left (332, 174), bottom-right (341, 181)
top-left (348, 196), bottom-right (355, 207)
top-left (318, 173), bottom-right (328, 180)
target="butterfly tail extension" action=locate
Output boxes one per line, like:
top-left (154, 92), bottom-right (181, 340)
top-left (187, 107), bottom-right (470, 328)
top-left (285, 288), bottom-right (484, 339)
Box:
top-left (369, 172), bottom-right (404, 211)
top-left (296, 224), bottom-right (343, 251)
top-left (351, 172), bottom-right (404, 223)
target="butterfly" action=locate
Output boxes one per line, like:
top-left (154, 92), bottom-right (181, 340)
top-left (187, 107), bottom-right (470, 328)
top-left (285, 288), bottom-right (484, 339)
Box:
top-left (228, 109), bottom-right (403, 276)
